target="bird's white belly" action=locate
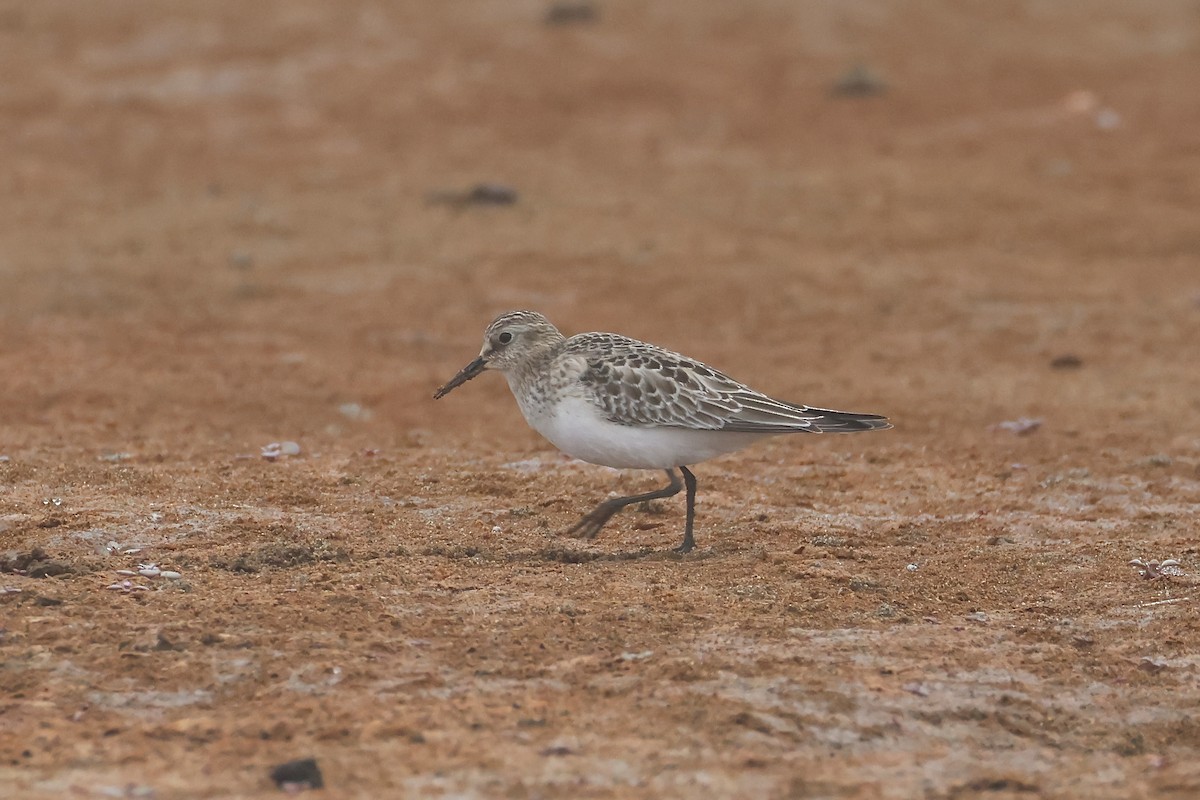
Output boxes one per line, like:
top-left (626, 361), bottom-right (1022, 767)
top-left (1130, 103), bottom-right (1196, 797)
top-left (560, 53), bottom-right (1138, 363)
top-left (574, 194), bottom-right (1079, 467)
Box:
top-left (520, 393), bottom-right (773, 469)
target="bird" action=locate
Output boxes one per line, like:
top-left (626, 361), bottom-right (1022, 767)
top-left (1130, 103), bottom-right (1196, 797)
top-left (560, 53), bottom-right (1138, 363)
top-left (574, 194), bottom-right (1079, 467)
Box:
top-left (434, 311), bottom-right (890, 553)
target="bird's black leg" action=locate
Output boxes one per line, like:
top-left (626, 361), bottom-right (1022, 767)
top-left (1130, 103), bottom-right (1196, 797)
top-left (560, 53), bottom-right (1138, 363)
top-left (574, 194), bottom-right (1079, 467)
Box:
top-left (567, 468), bottom-right (683, 542)
top-left (674, 466), bottom-right (698, 553)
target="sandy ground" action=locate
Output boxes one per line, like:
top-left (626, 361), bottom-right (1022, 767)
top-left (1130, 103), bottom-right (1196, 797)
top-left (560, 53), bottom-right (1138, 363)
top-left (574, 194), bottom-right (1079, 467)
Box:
top-left (3, 1), bottom-right (1200, 797)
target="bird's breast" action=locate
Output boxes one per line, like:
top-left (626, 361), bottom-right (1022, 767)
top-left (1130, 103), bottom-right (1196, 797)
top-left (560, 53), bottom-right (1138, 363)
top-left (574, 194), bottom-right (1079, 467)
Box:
top-left (509, 388), bottom-right (773, 470)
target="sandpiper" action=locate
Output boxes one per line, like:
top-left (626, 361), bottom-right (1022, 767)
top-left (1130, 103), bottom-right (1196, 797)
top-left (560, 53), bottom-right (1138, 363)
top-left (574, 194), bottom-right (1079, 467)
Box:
top-left (434, 311), bottom-right (890, 552)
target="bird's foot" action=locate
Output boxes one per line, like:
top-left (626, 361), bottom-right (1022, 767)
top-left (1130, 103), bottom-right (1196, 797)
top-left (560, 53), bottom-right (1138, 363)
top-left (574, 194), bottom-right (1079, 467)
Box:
top-left (564, 507), bottom-right (617, 541)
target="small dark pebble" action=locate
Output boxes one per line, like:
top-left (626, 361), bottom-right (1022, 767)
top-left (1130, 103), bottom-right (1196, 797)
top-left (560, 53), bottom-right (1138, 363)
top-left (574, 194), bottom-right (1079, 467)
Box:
top-left (545, 1), bottom-right (597, 25)
top-left (34, 596), bottom-right (63, 606)
top-left (464, 183), bottom-right (518, 205)
top-left (539, 745), bottom-right (574, 757)
top-left (37, 518), bottom-right (63, 529)
top-left (426, 183), bottom-right (518, 208)
top-left (270, 757), bottom-right (324, 791)
top-left (229, 251), bottom-right (255, 270)
top-left (1050, 354), bottom-right (1083, 369)
top-left (831, 64), bottom-right (886, 97)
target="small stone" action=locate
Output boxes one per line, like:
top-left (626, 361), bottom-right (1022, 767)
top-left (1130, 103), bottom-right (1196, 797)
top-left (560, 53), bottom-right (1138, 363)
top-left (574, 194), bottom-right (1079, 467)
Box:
top-left (832, 64), bottom-right (886, 96)
top-left (270, 757), bottom-right (324, 791)
top-left (1050, 354), bottom-right (1082, 369)
top-left (229, 251), bottom-right (254, 270)
top-left (545, 1), bottom-right (597, 25)
top-left (427, 182), bottom-right (518, 208)
top-left (465, 183), bottom-right (517, 205)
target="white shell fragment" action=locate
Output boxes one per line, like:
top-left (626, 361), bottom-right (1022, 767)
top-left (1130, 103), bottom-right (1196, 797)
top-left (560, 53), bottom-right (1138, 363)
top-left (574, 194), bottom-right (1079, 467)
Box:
top-left (990, 418), bottom-right (1042, 436)
top-left (106, 561), bottom-right (183, 589)
top-left (261, 441), bottom-right (302, 461)
top-left (106, 580), bottom-right (149, 593)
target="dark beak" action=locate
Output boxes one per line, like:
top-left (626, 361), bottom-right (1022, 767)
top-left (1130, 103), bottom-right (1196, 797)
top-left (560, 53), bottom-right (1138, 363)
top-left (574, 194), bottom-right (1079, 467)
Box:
top-left (433, 356), bottom-right (488, 399)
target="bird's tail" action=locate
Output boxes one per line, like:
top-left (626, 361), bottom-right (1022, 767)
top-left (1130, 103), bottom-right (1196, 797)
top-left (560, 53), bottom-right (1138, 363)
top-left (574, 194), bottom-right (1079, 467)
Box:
top-left (801, 406), bottom-right (892, 433)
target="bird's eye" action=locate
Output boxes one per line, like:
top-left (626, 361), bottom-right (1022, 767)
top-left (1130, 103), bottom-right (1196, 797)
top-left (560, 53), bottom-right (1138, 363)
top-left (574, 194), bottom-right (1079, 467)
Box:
top-left (497, 332), bottom-right (513, 345)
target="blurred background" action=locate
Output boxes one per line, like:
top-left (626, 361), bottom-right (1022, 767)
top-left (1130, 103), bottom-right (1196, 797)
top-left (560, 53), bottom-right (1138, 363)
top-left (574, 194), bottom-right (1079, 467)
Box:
top-left (4, 4), bottom-right (1200, 796)
top-left (1, 0), bottom-right (1197, 458)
